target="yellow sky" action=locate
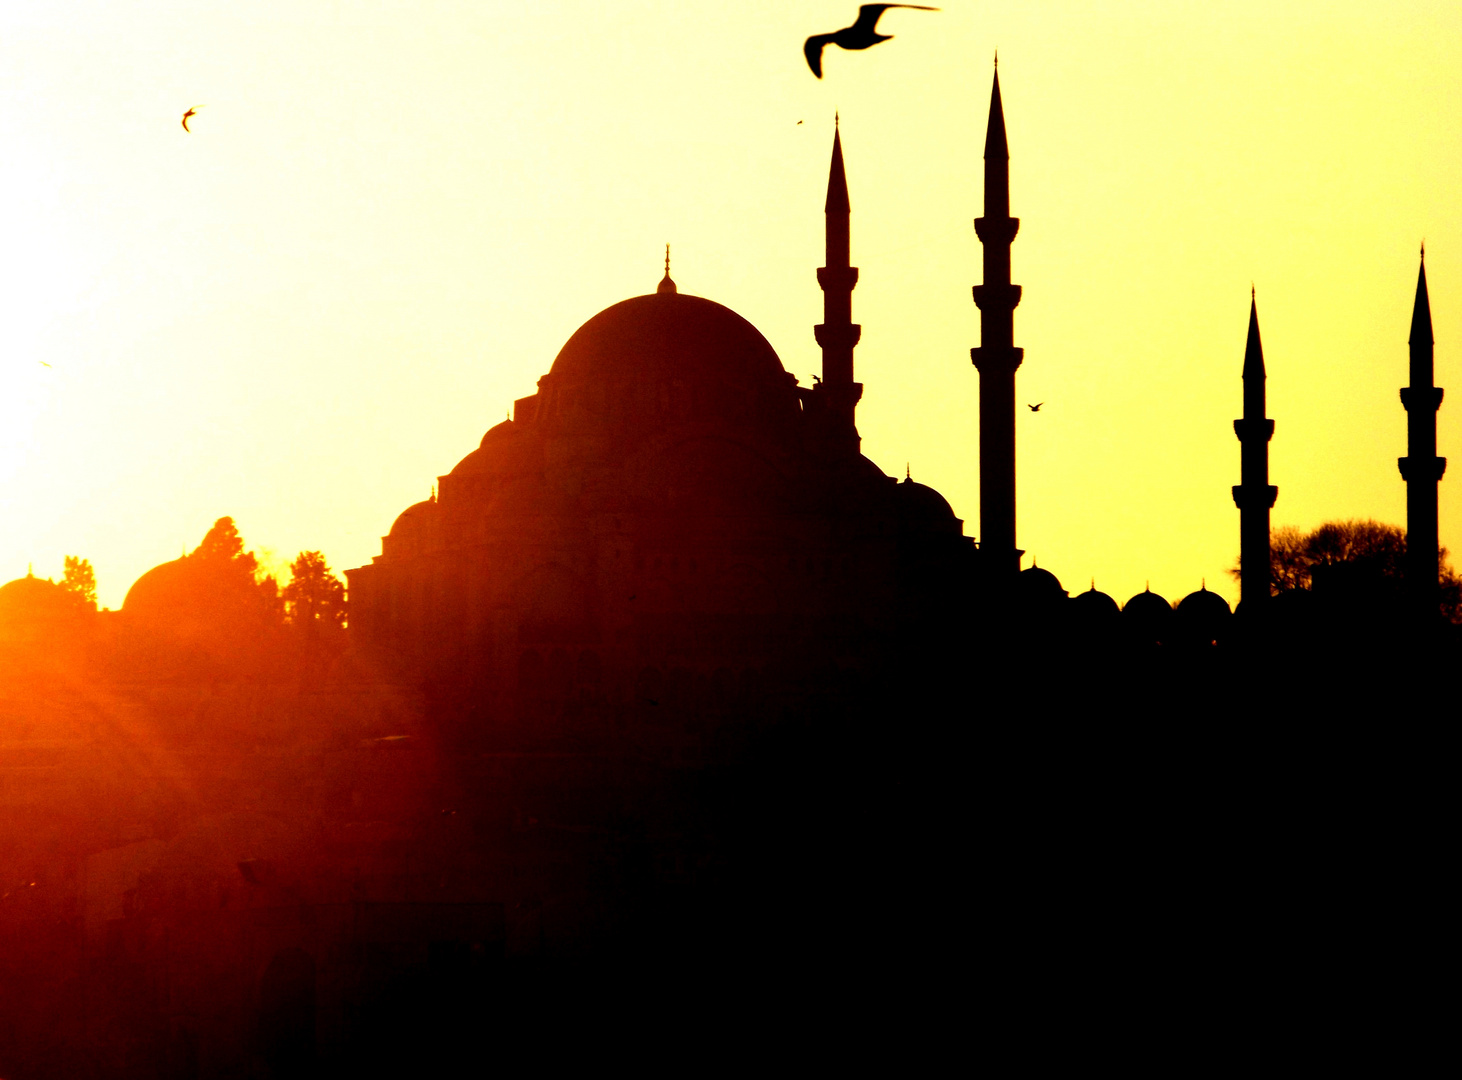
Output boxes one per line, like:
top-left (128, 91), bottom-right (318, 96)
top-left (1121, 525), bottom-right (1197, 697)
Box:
top-left (3, 0), bottom-right (1460, 608)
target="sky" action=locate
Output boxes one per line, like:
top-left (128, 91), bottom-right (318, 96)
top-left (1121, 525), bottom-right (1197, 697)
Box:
top-left (2, 0), bottom-right (1460, 609)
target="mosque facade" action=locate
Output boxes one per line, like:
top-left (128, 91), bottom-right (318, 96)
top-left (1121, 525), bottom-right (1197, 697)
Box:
top-left (344, 126), bottom-right (976, 722)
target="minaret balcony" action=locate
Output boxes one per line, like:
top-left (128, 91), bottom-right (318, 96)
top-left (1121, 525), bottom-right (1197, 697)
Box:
top-left (817, 267), bottom-right (860, 290)
top-left (1398, 456), bottom-right (1447, 482)
top-left (815, 323), bottom-right (862, 349)
top-left (974, 217), bottom-right (1020, 244)
top-left (1400, 387), bottom-right (1444, 412)
top-left (1231, 484), bottom-right (1278, 510)
top-left (972, 284), bottom-right (1022, 311)
top-left (970, 345), bottom-right (1023, 373)
top-left (1233, 418), bottom-right (1275, 442)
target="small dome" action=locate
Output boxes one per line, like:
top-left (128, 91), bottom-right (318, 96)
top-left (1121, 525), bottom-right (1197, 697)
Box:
top-left (0, 572), bottom-right (68, 614)
top-left (1070, 585), bottom-right (1119, 617)
top-left (1176, 585), bottom-right (1231, 619)
top-left (1175, 585), bottom-right (1232, 644)
top-left (1121, 587), bottom-right (1173, 645)
top-left (1122, 588), bottom-right (1172, 619)
top-left (894, 478), bottom-right (956, 522)
top-left (0, 574), bottom-right (79, 643)
top-left (388, 499), bottom-right (437, 539)
top-left (1018, 565), bottom-right (1067, 603)
top-left (123, 558), bottom-right (190, 614)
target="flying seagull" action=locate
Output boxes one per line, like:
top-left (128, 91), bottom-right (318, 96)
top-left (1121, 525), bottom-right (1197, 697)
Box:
top-left (1028, 402), bottom-right (1043, 412)
top-left (181, 105), bottom-right (204, 132)
top-left (804, 4), bottom-right (939, 79)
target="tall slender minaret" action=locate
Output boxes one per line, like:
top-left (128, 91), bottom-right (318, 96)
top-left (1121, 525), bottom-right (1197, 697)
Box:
top-left (971, 62), bottom-right (1023, 578)
top-left (813, 119), bottom-right (862, 456)
top-left (1232, 289), bottom-right (1277, 609)
top-left (1399, 246), bottom-right (1446, 621)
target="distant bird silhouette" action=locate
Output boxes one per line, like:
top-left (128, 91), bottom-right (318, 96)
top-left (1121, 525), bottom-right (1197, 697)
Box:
top-left (1028, 402), bottom-right (1043, 412)
top-left (797, 120), bottom-right (804, 125)
top-left (804, 4), bottom-right (939, 79)
top-left (181, 105), bottom-right (203, 132)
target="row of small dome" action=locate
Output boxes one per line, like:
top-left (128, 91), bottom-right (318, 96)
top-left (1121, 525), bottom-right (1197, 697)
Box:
top-left (1018, 565), bottom-right (1234, 641)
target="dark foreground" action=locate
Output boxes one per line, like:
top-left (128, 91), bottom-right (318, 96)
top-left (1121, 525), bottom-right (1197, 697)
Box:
top-left (0, 628), bottom-right (1449, 1076)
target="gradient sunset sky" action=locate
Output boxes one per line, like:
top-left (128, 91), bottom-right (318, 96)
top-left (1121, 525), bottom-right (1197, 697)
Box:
top-left (3, 0), bottom-right (1459, 608)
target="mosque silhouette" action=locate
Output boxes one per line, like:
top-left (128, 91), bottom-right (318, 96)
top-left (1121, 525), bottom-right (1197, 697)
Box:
top-left (0, 65), bottom-right (1450, 1077)
top-left (340, 62), bottom-right (1448, 714)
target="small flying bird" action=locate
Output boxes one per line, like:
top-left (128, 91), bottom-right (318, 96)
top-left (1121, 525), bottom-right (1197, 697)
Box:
top-left (804, 4), bottom-right (939, 80)
top-left (181, 105), bottom-right (204, 132)
top-left (1028, 402), bottom-right (1043, 411)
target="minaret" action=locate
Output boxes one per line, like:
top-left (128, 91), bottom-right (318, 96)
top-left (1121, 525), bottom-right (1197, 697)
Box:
top-left (1232, 289), bottom-right (1277, 609)
top-left (971, 62), bottom-right (1023, 578)
top-left (1398, 246), bottom-right (1446, 621)
top-left (813, 118), bottom-right (862, 455)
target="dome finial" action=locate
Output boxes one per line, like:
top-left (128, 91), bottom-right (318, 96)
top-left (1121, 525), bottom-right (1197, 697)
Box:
top-left (905, 462), bottom-right (910, 480)
top-left (657, 243), bottom-right (677, 294)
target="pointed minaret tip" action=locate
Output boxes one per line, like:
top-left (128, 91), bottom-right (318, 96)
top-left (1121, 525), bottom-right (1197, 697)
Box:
top-left (825, 122), bottom-right (850, 213)
top-left (984, 62), bottom-right (1009, 160)
top-left (1409, 246), bottom-right (1433, 346)
top-left (1243, 288), bottom-right (1265, 379)
top-left (657, 243), bottom-right (677, 294)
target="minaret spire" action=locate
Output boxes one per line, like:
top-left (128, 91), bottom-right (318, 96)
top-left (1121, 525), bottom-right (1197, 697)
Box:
top-left (971, 63), bottom-right (1023, 579)
top-left (813, 119), bottom-right (862, 455)
top-left (1399, 248), bottom-right (1446, 622)
top-left (1232, 290), bottom-right (1277, 610)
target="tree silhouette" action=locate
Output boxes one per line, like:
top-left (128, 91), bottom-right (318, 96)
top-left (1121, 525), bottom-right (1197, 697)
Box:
top-left (192, 517), bottom-right (281, 620)
top-left (1231, 518), bottom-right (1461, 621)
top-left (283, 551), bottom-right (346, 630)
top-left (59, 556), bottom-right (97, 612)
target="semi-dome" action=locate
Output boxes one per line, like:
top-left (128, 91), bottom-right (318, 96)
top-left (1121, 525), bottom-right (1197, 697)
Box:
top-left (550, 291), bottom-right (789, 390)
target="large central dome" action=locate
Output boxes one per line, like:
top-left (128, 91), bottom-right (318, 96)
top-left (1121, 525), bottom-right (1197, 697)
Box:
top-left (549, 291), bottom-right (790, 392)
